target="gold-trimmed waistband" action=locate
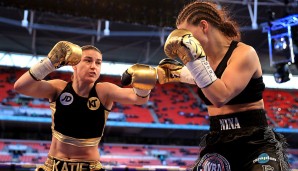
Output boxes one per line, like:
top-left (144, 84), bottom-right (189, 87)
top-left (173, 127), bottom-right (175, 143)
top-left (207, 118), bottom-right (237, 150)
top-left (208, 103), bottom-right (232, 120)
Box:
top-left (52, 130), bottom-right (101, 147)
top-left (37, 155), bottom-right (103, 171)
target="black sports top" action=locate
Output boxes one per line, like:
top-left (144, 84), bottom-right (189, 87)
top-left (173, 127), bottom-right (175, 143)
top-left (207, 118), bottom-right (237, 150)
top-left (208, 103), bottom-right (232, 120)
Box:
top-left (197, 41), bottom-right (265, 105)
top-left (50, 82), bottom-right (110, 146)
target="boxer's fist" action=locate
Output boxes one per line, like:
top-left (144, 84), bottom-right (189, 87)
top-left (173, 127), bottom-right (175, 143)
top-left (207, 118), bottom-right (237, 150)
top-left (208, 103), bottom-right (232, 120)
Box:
top-left (164, 29), bottom-right (206, 64)
top-left (121, 64), bottom-right (157, 97)
top-left (157, 58), bottom-right (183, 84)
top-left (29, 41), bottom-right (82, 81)
top-left (121, 64), bottom-right (157, 90)
top-left (48, 41), bottom-right (82, 68)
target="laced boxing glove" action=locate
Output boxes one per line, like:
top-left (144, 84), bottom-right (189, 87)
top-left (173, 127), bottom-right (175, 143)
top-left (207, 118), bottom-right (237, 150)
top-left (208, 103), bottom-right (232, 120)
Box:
top-left (29, 41), bottom-right (82, 81)
top-left (164, 29), bottom-right (217, 88)
top-left (156, 58), bottom-right (195, 85)
top-left (121, 64), bottom-right (157, 98)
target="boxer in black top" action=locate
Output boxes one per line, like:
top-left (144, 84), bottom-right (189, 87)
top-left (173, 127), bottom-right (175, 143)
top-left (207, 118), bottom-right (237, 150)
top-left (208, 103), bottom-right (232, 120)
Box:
top-left (14, 42), bottom-right (157, 171)
top-left (157, 1), bottom-right (289, 171)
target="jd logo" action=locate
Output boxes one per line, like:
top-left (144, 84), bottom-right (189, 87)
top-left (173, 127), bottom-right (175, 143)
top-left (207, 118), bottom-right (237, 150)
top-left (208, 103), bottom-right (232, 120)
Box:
top-left (60, 92), bottom-right (73, 105)
top-left (88, 97), bottom-right (100, 110)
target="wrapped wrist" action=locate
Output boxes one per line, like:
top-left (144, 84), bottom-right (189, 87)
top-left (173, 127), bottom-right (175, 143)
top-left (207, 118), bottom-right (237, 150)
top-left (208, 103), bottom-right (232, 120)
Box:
top-left (186, 58), bottom-right (217, 88)
top-left (180, 66), bottom-right (196, 84)
top-left (29, 57), bottom-right (55, 81)
top-left (133, 88), bottom-right (151, 98)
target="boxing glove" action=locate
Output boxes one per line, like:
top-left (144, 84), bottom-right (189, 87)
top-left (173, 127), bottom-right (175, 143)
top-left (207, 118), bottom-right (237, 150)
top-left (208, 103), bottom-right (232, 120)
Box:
top-left (121, 64), bottom-right (157, 98)
top-left (29, 41), bottom-right (82, 81)
top-left (164, 29), bottom-right (206, 64)
top-left (164, 29), bottom-right (217, 88)
top-left (157, 58), bottom-right (195, 85)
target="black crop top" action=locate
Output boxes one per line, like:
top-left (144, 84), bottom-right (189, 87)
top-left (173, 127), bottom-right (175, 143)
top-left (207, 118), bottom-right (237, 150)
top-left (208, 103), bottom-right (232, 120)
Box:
top-left (51, 82), bottom-right (110, 139)
top-left (197, 41), bottom-right (265, 105)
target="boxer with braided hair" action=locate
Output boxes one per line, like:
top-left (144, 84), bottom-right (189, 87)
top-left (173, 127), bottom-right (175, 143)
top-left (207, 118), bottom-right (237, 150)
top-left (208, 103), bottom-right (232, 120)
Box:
top-left (158, 1), bottom-right (289, 171)
top-left (14, 42), bottom-right (157, 171)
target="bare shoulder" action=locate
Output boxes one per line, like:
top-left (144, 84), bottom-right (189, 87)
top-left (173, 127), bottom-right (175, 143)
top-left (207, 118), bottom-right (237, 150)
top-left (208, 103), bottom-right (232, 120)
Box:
top-left (48, 79), bottom-right (68, 89)
top-left (95, 82), bottom-right (119, 109)
top-left (228, 42), bottom-right (261, 76)
top-left (95, 82), bottom-right (119, 94)
top-left (231, 42), bottom-right (259, 62)
top-left (47, 79), bottom-right (68, 98)
top-left (96, 81), bottom-right (118, 89)
top-left (236, 42), bottom-right (257, 55)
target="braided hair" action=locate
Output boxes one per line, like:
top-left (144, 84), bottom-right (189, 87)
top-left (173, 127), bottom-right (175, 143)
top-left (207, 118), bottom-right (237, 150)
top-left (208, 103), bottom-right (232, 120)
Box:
top-left (176, 1), bottom-right (241, 40)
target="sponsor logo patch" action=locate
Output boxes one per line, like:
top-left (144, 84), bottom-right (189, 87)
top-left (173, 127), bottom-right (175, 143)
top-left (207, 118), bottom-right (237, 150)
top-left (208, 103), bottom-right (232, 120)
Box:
top-left (60, 92), bottom-right (73, 105)
top-left (194, 153), bottom-right (231, 171)
top-left (253, 153), bottom-right (277, 164)
top-left (87, 97), bottom-right (100, 110)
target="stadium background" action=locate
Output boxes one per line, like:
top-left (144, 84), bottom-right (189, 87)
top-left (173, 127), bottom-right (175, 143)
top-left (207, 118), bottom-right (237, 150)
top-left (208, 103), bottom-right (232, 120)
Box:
top-left (0, 0), bottom-right (298, 170)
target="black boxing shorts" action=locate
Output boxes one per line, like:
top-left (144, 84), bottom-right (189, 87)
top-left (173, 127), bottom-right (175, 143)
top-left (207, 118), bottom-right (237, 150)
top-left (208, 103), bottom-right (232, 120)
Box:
top-left (189, 109), bottom-right (289, 171)
top-left (35, 155), bottom-right (104, 171)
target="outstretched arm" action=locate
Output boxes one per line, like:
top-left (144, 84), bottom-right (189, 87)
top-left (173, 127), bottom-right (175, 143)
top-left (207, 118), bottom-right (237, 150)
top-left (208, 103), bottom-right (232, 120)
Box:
top-left (100, 63), bottom-right (157, 107)
top-left (100, 82), bottom-right (149, 106)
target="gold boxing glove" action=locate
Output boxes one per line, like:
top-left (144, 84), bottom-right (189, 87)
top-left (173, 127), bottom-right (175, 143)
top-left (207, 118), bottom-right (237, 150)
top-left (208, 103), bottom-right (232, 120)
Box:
top-left (164, 29), bottom-right (206, 64)
top-left (157, 58), bottom-right (196, 85)
top-left (157, 58), bottom-right (183, 84)
top-left (29, 41), bottom-right (82, 81)
top-left (121, 64), bottom-right (157, 97)
top-left (48, 41), bottom-right (82, 68)
top-left (165, 29), bottom-right (217, 88)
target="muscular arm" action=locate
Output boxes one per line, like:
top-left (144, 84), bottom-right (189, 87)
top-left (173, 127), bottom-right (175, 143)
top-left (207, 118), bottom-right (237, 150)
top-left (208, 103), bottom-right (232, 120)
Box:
top-left (202, 45), bottom-right (261, 107)
top-left (14, 71), bottom-right (64, 101)
top-left (97, 82), bottom-right (149, 109)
